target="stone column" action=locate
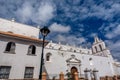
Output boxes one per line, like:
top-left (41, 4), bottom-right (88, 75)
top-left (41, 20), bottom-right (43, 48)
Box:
top-left (42, 72), bottom-right (46, 80)
top-left (60, 72), bottom-right (64, 80)
top-left (84, 68), bottom-right (91, 80)
top-left (93, 69), bottom-right (99, 80)
top-left (74, 72), bottom-right (79, 80)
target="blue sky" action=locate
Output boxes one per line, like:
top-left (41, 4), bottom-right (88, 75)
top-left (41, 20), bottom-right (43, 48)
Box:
top-left (0, 0), bottom-right (120, 61)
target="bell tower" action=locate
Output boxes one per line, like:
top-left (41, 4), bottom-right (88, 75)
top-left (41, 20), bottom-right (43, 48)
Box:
top-left (91, 36), bottom-right (114, 63)
top-left (91, 36), bottom-right (111, 57)
top-left (92, 37), bottom-right (106, 54)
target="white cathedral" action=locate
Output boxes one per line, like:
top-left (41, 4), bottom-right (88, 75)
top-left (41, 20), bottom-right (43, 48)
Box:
top-left (0, 18), bottom-right (120, 79)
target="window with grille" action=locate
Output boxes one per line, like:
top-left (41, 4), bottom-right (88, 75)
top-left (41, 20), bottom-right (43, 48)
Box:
top-left (5, 42), bottom-right (16, 53)
top-left (24, 67), bottom-right (34, 78)
top-left (0, 66), bottom-right (11, 79)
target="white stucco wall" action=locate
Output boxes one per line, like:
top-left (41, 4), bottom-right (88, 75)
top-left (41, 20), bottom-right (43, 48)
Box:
top-left (117, 67), bottom-right (120, 74)
top-left (113, 62), bottom-right (120, 75)
top-left (0, 40), bottom-right (116, 79)
top-left (0, 18), bottom-right (39, 38)
top-left (0, 40), bottom-right (42, 79)
top-left (44, 43), bottom-right (115, 79)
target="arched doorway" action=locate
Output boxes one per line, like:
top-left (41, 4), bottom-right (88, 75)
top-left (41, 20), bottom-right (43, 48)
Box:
top-left (71, 67), bottom-right (78, 79)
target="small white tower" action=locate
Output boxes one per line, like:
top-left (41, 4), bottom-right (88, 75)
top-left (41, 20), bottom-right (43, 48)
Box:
top-left (92, 37), bottom-right (106, 54)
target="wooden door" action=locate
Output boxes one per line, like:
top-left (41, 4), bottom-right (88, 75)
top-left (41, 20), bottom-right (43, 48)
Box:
top-left (71, 67), bottom-right (78, 80)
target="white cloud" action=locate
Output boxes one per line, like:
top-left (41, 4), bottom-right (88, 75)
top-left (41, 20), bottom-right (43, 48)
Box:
top-left (105, 24), bottom-right (120, 39)
top-left (90, 33), bottom-right (98, 37)
top-left (80, 3), bottom-right (120, 21)
top-left (49, 23), bottom-right (71, 33)
top-left (105, 33), bottom-right (114, 39)
top-left (59, 0), bottom-right (120, 21)
top-left (55, 34), bottom-right (86, 46)
top-left (32, 1), bottom-right (56, 25)
top-left (56, 35), bottom-right (66, 42)
top-left (79, 28), bottom-right (84, 32)
top-left (15, 2), bottom-right (33, 23)
top-left (1, 0), bottom-right (120, 25)
top-left (105, 40), bottom-right (120, 60)
top-left (114, 25), bottom-right (120, 34)
top-left (14, 0), bottom-right (56, 25)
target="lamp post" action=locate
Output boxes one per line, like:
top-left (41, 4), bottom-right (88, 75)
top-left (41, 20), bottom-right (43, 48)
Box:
top-left (39, 27), bottom-right (50, 80)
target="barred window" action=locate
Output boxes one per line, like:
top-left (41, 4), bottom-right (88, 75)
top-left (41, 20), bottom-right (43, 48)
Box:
top-left (24, 67), bottom-right (34, 78)
top-left (5, 42), bottom-right (16, 53)
top-left (28, 45), bottom-right (36, 55)
top-left (0, 66), bottom-right (11, 79)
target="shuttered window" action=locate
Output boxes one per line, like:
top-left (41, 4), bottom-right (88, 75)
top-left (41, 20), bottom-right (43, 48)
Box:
top-left (0, 66), bottom-right (11, 79)
top-left (24, 67), bottom-right (34, 78)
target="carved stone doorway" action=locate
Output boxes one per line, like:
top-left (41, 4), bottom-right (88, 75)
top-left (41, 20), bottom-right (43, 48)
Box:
top-left (71, 66), bottom-right (78, 80)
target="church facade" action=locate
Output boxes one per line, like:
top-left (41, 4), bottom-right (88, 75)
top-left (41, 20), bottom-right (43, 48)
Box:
top-left (0, 18), bottom-right (120, 79)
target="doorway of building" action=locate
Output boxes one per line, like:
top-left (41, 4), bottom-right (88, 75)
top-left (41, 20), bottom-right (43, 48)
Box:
top-left (71, 66), bottom-right (78, 80)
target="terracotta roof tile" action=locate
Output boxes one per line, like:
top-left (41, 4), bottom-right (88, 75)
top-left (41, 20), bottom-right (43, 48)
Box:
top-left (0, 31), bottom-right (47, 43)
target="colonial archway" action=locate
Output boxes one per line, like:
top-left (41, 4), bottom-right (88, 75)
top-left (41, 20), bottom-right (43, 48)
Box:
top-left (71, 66), bottom-right (78, 74)
top-left (71, 66), bottom-right (78, 79)
top-left (66, 54), bottom-right (81, 75)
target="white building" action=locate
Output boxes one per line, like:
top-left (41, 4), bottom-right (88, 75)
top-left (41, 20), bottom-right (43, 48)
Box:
top-left (0, 18), bottom-right (120, 79)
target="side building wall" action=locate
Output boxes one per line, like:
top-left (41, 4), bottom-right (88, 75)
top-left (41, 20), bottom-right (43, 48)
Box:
top-left (0, 37), bottom-right (42, 79)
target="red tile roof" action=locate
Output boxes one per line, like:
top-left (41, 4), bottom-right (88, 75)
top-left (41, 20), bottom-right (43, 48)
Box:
top-left (0, 31), bottom-right (47, 43)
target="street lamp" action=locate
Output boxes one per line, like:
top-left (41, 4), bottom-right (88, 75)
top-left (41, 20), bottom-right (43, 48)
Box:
top-left (39, 27), bottom-right (50, 80)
